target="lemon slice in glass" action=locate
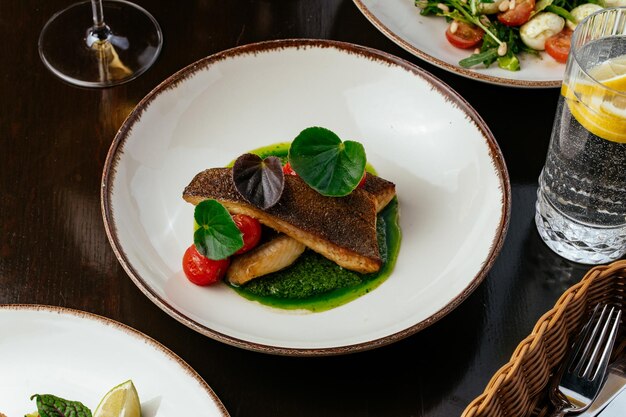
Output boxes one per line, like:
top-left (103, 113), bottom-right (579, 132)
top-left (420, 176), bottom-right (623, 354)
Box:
top-left (601, 73), bottom-right (626, 92)
top-left (600, 96), bottom-right (626, 118)
top-left (563, 54), bottom-right (626, 143)
top-left (588, 55), bottom-right (626, 88)
top-left (93, 380), bottom-right (141, 417)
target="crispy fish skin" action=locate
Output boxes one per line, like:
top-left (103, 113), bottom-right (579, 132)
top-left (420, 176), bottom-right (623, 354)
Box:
top-left (227, 173), bottom-right (396, 284)
top-left (227, 234), bottom-right (306, 285)
top-left (183, 168), bottom-right (395, 273)
top-left (362, 173), bottom-right (396, 214)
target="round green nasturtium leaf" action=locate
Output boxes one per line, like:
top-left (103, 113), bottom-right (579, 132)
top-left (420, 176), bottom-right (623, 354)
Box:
top-left (288, 127), bottom-right (366, 197)
top-left (193, 199), bottom-right (243, 260)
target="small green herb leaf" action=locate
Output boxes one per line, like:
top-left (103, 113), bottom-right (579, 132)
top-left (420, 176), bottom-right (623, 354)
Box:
top-left (533, 0), bottom-right (553, 15)
top-left (545, 4), bottom-right (576, 22)
top-left (288, 127), bottom-right (366, 197)
top-left (30, 394), bottom-right (92, 417)
top-left (232, 153), bottom-right (285, 209)
top-left (497, 52), bottom-right (520, 71)
top-left (193, 199), bottom-right (243, 260)
top-left (459, 48), bottom-right (499, 68)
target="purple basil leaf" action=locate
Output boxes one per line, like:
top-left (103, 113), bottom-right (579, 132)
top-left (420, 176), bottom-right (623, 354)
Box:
top-left (232, 154), bottom-right (284, 209)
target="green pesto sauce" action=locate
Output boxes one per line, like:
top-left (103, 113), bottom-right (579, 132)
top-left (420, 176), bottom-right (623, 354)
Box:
top-left (226, 142), bottom-right (401, 313)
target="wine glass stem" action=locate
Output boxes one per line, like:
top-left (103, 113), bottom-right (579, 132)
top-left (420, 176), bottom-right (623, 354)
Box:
top-left (89, 0), bottom-right (111, 43)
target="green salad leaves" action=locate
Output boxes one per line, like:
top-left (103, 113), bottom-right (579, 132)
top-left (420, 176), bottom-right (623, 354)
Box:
top-left (415, 0), bottom-right (603, 70)
top-left (417, 0), bottom-right (528, 70)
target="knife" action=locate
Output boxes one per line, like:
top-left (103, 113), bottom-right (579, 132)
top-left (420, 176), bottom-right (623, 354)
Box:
top-left (578, 354), bottom-right (626, 416)
top-left (597, 387), bottom-right (626, 417)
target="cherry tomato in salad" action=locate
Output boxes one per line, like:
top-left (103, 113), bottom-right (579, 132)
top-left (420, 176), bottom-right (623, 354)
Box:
top-left (182, 245), bottom-right (230, 286)
top-left (232, 214), bottom-right (262, 255)
top-left (497, 0), bottom-right (535, 27)
top-left (545, 28), bottom-right (572, 64)
top-left (445, 21), bottom-right (484, 49)
top-left (283, 161), bottom-right (297, 176)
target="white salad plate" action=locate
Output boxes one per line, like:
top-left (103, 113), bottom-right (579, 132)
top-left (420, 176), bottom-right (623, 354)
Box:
top-left (101, 39), bottom-right (511, 356)
top-left (0, 304), bottom-right (229, 416)
top-left (354, 0), bottom-right (564, 87)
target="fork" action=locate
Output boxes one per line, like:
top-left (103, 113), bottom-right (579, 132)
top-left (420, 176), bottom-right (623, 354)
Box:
top-left (549, 304), bottom-right (622, 417)
top-left (579, 352), bottom-right (626, 416)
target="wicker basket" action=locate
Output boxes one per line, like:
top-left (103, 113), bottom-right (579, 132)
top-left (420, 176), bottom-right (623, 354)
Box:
top-left (462, 259), bottom-right (626, 417)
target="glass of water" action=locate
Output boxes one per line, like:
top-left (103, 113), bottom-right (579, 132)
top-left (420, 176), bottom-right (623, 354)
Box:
top-left (535, 7), bottom-right (626, 265)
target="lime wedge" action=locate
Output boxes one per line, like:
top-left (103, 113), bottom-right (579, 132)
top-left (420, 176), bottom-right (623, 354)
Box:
top-left (93, 380), bottom-right (141, 417)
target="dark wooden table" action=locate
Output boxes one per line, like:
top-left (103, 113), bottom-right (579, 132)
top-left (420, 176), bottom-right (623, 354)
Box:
top-left (0, 1), bottom-right (606, 416)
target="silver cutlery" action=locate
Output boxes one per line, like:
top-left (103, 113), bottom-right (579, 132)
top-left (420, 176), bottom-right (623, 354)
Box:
top-left (581, 353), bottom-right (626, 416)
top-left (549, 304), bottom-right (622, 417)
top-left (596, 383), bottom-right (626, 416)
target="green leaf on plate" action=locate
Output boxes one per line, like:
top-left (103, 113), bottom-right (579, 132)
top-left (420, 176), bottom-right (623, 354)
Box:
top-left (288, 127), bottom-right (366, 197)
top-left (545, 4), bottom-right (576, 22)
top-left (193, 199), bottom-right (243, 260)
top-left (532, 0), bottom-right (553, 15)
top-left (31, 394), bottom-right (92, 417)
top-left (497, 51), bottom-right (520, 71)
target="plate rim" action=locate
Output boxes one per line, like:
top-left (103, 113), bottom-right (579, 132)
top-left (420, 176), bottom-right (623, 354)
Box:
top-left (352, 0), bottom-right (562, 88)
top-left (101, 38), bottom-right (511, 356)
top-left (0, 303), bottom-right (230, 416)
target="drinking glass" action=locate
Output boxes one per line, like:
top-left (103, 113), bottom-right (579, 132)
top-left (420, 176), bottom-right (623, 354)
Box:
top-left (535, 7), bottom-right (626, 264)
top-left (39, 0), bottom-right (163, 87)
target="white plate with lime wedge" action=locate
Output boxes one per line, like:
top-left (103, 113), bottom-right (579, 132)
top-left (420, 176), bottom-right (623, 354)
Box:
top-left (0, 305), bottom-right (229, 417)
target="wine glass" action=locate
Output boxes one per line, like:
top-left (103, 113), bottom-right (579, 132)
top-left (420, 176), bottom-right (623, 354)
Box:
top-left (39, 0), bottom-right (163, 88)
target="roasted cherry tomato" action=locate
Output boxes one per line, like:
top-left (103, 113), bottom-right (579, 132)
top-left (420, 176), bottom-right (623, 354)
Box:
top-left (497, 0), bottom-right (535, 27)
top-left (232, 214), bottom-right (262, 255)
top-left (445, 21), bottom-right (484, 49)
top-left (358, 173), bottom-right (367, 188)
top-left (182, 245), bottom-right (230, 286)
top-left (545, 28), bottom-right (572, 64)
top-left (283, 161), bottom-right (297, 176)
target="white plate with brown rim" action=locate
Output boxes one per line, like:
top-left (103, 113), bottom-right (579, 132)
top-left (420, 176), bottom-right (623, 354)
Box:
top-left (0, 304), bottom-right (229, 416)
top-left (353, 0), bottom-right (564, 87)
top-left (101, 39), bottom-right (511, 356)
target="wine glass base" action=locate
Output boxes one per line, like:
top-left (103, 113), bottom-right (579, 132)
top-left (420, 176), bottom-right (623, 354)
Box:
top-left (39, 0), bottom-right (163, 88)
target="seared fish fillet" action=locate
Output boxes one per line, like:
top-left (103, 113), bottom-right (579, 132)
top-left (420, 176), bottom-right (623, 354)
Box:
top-left (362, 174), bottom-right (396, 215)
top-left (226, 173), bottom-right (396, 284)
top-left (227, 234), bottom-right (306, 285)
top-left (183, 168), bottom-right (396, 273)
